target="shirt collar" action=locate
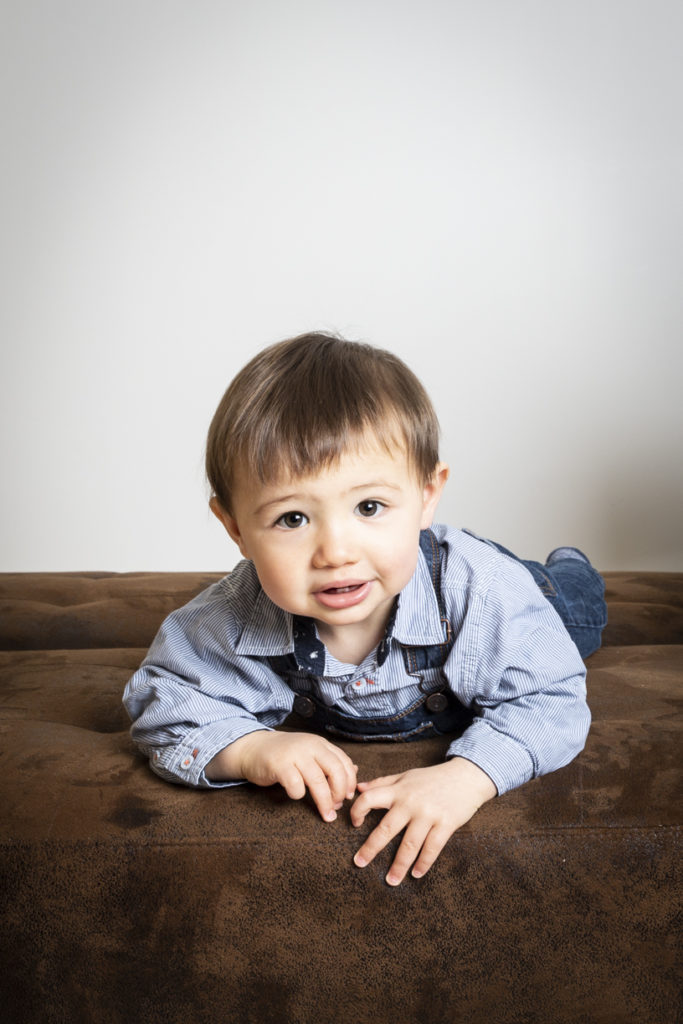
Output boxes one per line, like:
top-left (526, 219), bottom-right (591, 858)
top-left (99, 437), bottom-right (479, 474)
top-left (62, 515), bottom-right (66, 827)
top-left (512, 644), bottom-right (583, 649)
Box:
top-left (234, 593), bottom-right (326, 674)
top-left (233, 542), bottom-right (445, 659)
top-left (389, 546), bottom-right (447, 646)
top-left (233, 586), bottom-right (296, 657)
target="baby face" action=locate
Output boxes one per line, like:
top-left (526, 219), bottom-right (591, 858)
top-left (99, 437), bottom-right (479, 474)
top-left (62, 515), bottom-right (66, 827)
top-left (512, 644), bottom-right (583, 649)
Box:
top-left (212, 437), bottom-right (447, 658)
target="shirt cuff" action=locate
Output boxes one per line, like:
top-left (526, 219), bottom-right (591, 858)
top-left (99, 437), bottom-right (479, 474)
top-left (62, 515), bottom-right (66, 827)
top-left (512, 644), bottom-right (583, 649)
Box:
top-left (446, 719), bottom-right (536, 795)
top-left (150, 720), bottom-right (273, 788)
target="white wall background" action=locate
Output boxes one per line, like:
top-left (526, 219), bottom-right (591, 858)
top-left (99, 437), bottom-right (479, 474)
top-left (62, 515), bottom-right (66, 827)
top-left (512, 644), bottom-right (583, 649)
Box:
top-left (2, 0), bottom-right (682, 572)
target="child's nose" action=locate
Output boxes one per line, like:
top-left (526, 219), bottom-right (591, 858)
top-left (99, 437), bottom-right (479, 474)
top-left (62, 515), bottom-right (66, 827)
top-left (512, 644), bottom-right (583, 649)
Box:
top-left (312, 523), bottom-right (357, 568)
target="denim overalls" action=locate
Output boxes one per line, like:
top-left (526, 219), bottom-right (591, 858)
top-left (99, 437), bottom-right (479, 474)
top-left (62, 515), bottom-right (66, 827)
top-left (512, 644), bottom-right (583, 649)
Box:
top-left (271, 529), bottom-right (607, 744)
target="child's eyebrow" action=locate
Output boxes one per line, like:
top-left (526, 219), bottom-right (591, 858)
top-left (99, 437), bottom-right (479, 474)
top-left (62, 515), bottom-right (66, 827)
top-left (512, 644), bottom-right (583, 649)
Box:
top-left (253, 480), bottom-right (403, 516)
top-left (253, 494), bottom-right (302, 516)
top-left (350, 480), bottom-right (403, 492)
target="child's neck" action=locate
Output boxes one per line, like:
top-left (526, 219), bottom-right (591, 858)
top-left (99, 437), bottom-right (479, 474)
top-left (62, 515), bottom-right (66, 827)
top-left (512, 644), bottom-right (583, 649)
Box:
top-left (315, 619), bottom-right (383, 668)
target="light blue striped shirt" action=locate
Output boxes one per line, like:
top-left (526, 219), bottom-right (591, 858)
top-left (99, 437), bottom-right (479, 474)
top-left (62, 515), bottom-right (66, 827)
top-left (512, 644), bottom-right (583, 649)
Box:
top-left (123, 524), bottom-right (590, 795)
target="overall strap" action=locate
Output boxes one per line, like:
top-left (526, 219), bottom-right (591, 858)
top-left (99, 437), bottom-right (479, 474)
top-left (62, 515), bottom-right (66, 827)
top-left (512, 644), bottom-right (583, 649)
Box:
top-left (400, 530), bottom-right (454, 674)
top-left (419, 528), bottom-right (449, 622)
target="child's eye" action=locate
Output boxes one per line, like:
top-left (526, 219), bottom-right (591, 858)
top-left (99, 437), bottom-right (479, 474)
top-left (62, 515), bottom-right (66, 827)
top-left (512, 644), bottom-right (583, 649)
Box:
top-left (275, 511), bottom-right (308, 530)
top-left (355, 500), bottom-right (384, 518)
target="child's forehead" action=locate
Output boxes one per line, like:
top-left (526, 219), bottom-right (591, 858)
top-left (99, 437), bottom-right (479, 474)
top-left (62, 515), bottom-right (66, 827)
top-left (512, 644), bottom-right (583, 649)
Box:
top-left (287, 441), bottom-right (408, 482)
top-left (233, 435), bottom-right (417, 500)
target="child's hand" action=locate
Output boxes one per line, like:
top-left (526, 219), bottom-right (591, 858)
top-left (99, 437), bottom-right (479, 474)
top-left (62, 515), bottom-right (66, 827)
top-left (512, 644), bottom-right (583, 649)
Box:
top-left (208, 730), bottom-right (358, 823)
top-left (350, 757), bottom-right (497, 886)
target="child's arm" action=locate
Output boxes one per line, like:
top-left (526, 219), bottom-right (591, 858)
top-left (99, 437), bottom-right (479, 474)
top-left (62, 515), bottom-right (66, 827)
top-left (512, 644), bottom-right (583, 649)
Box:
top-left (350, 757), bottom-right (497, 885)
top-left (348, 554), bottom-right (591, 885)
top-left (124, 586), bottom-right (358, 815)
top-left (206, 731), bottom-right (358, 822)
top-left (122, 576), bottom-right (314, 790)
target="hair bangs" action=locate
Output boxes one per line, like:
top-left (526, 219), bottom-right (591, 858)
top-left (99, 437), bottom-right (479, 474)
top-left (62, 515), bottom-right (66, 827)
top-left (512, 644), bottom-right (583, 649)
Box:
top-left (243, 397), bottom-right (412, 488)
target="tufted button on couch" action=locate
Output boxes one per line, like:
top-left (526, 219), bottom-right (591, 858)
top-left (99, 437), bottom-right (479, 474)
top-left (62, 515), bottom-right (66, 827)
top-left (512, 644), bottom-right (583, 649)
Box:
top-left (1, 570), bottom-right (681, 1024)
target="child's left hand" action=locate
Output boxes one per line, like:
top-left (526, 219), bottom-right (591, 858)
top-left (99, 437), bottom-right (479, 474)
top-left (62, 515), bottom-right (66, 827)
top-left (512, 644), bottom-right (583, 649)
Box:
top-left (350, 756), bottom-right (497, 886)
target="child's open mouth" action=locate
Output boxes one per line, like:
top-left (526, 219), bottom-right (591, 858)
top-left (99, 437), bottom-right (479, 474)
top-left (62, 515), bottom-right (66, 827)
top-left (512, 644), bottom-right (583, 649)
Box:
top-left (314, 580), bottom-right (372, 609)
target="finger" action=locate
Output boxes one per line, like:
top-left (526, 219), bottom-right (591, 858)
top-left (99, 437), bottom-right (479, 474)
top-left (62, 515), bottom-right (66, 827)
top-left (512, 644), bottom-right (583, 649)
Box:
top-left (321, 745), bottom-right (358, 804)
top-left (385, 821), bottom-right (433, 886)
top-left (296, 760), bottom-right (339, 821)
top-left (353, 807), bottom-right (409, 868)
top-left (350, 783), bottom-right (396, 827)
top-left (409, 825), bottom-right (452, 880)
top-left (306, 744), bottom-right (357, 809)
top-left (276, 764), bottom-right (308, 802)
top-left (311, 741), bottom-right (358, 802)
top-left (345, 759), bottom-right (359, 800)
top-left (356, 773), bottom-right (402, 792)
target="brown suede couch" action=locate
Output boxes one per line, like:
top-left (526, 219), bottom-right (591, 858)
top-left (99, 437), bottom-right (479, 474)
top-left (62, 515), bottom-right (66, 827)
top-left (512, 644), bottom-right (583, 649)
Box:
top-left (1, 570), bottom-right (681, 1024)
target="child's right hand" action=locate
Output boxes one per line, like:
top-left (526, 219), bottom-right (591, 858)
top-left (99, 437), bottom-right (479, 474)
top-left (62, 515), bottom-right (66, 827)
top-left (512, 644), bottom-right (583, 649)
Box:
top-left (206, 730), bottom-right (358, 822)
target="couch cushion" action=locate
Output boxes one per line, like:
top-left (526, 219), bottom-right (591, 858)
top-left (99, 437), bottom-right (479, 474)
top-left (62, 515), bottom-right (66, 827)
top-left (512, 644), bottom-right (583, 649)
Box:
top-left (1, 641), bottom-right (680, 843)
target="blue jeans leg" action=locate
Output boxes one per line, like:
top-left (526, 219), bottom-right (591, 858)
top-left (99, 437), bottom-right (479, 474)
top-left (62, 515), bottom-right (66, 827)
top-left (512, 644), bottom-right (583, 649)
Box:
top-left (481, 539), bottom-right (607, 659)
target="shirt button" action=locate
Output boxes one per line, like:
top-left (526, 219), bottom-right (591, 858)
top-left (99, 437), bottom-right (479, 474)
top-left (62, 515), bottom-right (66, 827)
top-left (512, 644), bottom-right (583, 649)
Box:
top-left (426, 692), bottom-right (449, 713)
top-left (180, 756), bottom-right (192, 769)
top-left (293, 695), bottom-right (315, 718)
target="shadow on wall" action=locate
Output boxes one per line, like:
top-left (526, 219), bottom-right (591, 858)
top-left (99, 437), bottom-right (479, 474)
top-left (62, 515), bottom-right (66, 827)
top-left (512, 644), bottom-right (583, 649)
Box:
top-left (596, 456), bottom-right (683, 571)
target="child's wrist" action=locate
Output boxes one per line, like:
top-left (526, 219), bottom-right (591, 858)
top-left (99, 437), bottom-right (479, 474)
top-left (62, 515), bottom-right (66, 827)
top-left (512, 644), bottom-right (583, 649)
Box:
top-left (445, 756), bottom-right (498, 801)
top-left (205, 730), bottom-right (267, 781)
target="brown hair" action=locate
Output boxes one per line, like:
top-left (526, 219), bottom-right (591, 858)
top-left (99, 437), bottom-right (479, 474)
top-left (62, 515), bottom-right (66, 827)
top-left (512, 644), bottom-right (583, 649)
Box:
top-left (206, 332), bottom-right (440, 512)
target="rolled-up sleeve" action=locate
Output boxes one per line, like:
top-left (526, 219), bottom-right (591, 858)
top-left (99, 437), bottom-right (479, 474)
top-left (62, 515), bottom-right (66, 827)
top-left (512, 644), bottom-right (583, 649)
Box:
top-left (445, 557), bottom-right (590, 795)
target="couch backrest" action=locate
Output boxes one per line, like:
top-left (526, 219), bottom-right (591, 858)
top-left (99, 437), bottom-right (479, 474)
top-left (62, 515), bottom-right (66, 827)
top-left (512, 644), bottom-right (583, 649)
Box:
top-left (1, 571), bottom-right (682, 651)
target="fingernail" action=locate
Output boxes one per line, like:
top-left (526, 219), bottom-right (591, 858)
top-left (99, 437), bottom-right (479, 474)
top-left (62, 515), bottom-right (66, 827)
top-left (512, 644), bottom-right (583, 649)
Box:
top-left (411, 869), bottom-right (423, 879)
top-left (334, 802), bottom-right (343, 810)
top-left (386, 874), bottom-right (400, 886)
top-left (354, 854), bottom-right (367, 868)
top-left (325, 810), bottom-right (337, 822)
top-left (346, 790), bottom-right (356, 800)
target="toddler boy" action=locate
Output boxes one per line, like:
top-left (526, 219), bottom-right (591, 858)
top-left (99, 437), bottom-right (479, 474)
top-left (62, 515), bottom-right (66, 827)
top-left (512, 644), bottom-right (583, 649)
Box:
top-left (124, 332), bottom-right (606, 886)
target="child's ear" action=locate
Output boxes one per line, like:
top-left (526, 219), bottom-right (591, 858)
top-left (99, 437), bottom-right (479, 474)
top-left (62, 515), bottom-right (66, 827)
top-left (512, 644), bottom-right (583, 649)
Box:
top-left (420, 463), bottom-right (449, 529)
top-left (209, 497), bottom-right (250, 559)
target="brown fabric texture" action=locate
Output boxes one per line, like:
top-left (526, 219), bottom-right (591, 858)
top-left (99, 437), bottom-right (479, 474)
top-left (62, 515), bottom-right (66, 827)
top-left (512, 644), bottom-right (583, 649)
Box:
top-left (0, 571), bottom-right (681, 1023)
